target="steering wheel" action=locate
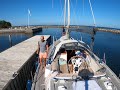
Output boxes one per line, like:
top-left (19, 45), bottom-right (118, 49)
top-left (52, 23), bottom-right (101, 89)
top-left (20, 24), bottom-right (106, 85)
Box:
top-left (68, 56), bottom-right (84, 64)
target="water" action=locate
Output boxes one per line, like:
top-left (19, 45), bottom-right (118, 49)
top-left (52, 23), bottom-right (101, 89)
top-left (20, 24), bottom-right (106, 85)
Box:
top-left (94, 32), bottom-right (120, 76)
top-left (0, 33), bottom-right (32, 52)
top-left (0, 29), bottom-right (120, 76)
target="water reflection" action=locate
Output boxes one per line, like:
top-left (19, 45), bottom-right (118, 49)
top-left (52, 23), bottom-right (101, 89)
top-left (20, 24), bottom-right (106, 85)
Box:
top-left (0, 33), bottom-right (33, 52)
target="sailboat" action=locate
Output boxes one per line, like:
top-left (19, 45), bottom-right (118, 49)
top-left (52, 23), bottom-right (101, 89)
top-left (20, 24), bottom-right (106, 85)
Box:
top-left (31, 0), bottom-right (120, 90)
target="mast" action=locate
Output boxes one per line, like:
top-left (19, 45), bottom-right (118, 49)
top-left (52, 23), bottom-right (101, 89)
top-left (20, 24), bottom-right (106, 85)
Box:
top-left (67, 0), bottom-right (70, 27)
top-left (64, 0), bottom-right (66, 27)
top-left (66, 0), bottom-right (70, 39)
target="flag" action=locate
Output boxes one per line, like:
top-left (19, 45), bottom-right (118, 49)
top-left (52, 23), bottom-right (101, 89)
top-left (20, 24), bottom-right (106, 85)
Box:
top-left (28, 9), bottom-right (31, 16)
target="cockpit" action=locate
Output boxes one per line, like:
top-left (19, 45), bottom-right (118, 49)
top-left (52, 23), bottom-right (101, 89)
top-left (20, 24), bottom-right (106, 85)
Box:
top-left (51, 41), bottom-right (106, 79)
top-left (58, 47), bottom-right (91, 75)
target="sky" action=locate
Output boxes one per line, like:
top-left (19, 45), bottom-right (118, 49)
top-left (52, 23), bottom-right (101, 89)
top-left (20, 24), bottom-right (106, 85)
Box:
top-left (0, 0), bottom-right (120, 28)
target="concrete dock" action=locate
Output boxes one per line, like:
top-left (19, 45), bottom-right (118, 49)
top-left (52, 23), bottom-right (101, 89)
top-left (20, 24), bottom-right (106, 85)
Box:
top-left (0, 35), bottom-right (51, 90)
top-left (95, 28), bottom-right (120, 34)
top-left (0, 28), bottom-right (42, 34)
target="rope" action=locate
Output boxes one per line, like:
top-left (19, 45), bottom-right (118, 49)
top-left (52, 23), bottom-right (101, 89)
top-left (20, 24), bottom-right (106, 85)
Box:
top-left (88, 0), bottom-right (96, 26)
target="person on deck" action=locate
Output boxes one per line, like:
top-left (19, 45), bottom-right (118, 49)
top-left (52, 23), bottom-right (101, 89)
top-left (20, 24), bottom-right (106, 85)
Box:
top-left (37, 36), bottom-right (49, 69)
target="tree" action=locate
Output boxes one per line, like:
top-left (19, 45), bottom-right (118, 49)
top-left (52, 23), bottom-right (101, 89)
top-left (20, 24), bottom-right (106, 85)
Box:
top-left (0, 20), bottom-right (12, 29)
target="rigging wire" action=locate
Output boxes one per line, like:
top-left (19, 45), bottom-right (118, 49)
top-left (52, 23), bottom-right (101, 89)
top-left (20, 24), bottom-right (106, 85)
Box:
top-left (52, 0), bottom-right (64, 26)
top-left (76, 0), bottom-right (78, 8)
top-left (88, 0), bottom-right (96, 51)
top-left (60, 0), bottom-right (63, 11)
top-left (75, 0), bottom-right (78, 14)
top-left (59, 0), bottom-right (64, 25)
top-left (70, 0), bottom-right (79, 25)
top-left (52, 0), bottom-right (54, 8)
top-left (83, 0), bottom-right (84, 16)
top-left (88, 0), bottom-right (96, 26)
top-left (76, 0), bottom-right (77, 4)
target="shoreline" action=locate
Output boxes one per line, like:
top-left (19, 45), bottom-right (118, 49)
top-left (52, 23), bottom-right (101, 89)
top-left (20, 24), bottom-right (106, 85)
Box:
top-left (0, 26), bottom-right (120, 34)
top-left (0, 29), bottom-right (32, 34)
top-left (0, 28), bottom-right (42, 34)
top-left (95, 28), bottom-right (120, 34)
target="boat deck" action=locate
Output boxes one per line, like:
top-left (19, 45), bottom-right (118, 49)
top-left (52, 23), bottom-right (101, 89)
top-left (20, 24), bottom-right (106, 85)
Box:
top-left (34, 67), bottom-right (45, 90)
top-left (33, 38), bottom-right (120, 90)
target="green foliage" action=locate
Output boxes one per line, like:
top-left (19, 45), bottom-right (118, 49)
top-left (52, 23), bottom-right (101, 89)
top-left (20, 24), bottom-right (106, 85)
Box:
top-left (0, 20), bottom-right (12, 29)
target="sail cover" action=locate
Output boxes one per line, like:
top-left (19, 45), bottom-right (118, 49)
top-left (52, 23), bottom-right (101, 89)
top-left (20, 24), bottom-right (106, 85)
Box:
top-left (72, 80), bottom-right (102, 90)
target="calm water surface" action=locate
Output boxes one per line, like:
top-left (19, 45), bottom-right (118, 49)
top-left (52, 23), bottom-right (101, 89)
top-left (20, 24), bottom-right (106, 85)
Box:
top-left (0, 29), bottom-right (120, 76)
